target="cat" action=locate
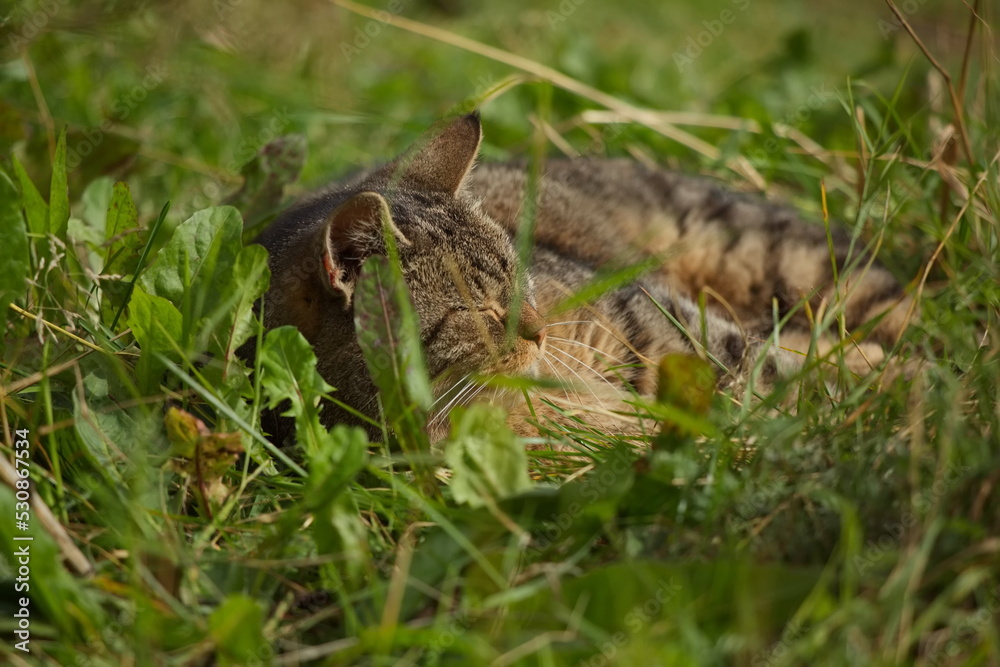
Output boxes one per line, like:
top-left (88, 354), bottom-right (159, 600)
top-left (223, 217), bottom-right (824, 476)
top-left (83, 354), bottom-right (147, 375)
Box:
top-left (251, 112), bottom-right (911, 444)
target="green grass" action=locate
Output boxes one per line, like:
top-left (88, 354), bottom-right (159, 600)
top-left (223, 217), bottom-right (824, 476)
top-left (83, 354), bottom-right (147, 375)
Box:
top-left (1, 0), bottom-right (998, 664)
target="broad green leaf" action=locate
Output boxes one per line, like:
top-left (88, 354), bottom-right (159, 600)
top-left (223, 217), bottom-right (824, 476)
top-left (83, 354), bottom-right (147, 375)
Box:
top-left (80, 175), bottom-right (114, 233)
top-left (217, 242), bottom-right (269, 364)
top-left (0, 169), bottom-right (30, 324)
top-left (445, 405), bottom-right (531, 507)
top-left (207, 595), bottom-right (265, 666)
top-left (67, 179), bottom-right (113, 281)
top-left (103, 181), bottom-right (141, 273)
top-left (73, 356), bottom-right (160, 485)
top-left (101, 182), bottom-right (143, 323)
top-left (354, 254), bottom-right (433, 442)
top-left (138, 205), bottom-right (269, 366)
top-left (258, 328), bottom-right (370, 584)
top-left (11, 155), bottom-right (48, 235)
top-left (138, 206), bottom-right (244, 306)
top-left (127, 286), bottom-right (183, 394)
top-left (49, 127), bottom-right (70, 241)
top-left (258, 325), bottom-right (333, 456)
top-left (305, 425), bottom-right (368, 500)
top-left (259, 326), bottom-right (332, 419)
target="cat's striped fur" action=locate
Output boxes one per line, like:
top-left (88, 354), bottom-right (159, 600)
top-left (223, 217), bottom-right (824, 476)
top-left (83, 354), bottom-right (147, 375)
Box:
top-left (252, 113), bottom-right (911, 443)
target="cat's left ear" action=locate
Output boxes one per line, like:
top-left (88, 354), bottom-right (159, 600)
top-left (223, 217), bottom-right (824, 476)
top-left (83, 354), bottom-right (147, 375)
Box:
top-left (393, 112), bottom-right (482, 195)
top-left (317, 191), bottom-right (409, 306)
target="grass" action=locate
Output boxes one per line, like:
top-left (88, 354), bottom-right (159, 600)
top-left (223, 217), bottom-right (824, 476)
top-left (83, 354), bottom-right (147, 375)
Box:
top-left (1, 0), bottom-right (998, 664)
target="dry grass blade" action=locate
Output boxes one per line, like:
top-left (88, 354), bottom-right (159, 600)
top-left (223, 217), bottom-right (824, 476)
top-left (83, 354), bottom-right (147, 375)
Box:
top-left (900, 147), bottom-right (1000, 340)
top-left (328, 0), bottom-right (765, 186)
top-left (0, 455), bottom-right (93, 575)
top-left (884, 0), bottom-right (974, 165)
top-left (8, 303), bottom-right (110, 354)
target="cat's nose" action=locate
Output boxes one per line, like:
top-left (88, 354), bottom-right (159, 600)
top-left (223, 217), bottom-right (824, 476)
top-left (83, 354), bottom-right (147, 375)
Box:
top-left (517, 304), bottom-right (547, 347)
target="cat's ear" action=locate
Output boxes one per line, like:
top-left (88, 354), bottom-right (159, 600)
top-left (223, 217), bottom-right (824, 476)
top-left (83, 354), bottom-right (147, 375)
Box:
top-left (393, 113), bottom-right (482, 195)
top-left (317, 191), bottom-right (408, 305)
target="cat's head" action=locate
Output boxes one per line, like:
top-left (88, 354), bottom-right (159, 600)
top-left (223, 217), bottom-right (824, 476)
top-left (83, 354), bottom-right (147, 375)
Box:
top-left (261, 114), bottom-right (545, 429)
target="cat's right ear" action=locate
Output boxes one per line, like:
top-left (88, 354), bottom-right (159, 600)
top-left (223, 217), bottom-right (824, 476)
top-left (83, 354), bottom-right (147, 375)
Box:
top-left (316, 191), bottom-right (407, 305)
top-left (390, 112), bottom-right (482, 195)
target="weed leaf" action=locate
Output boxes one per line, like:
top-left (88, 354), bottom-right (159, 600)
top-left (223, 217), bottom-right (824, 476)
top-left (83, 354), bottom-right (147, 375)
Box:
top-left (354, 253), bottom-right (433, 445)
top-left (101, 181), bottom-right (143, 322)
top-left (11, 155), bottom-right (48, 236)
top-left (49, 128), bottom-right (70, 241)
top-left (127, 286), bottom-right (183, 394)
top-left (137, 205), bottom-right (269, 368)
top-left (0, 169), bottom-right (30, 323)
top-left (445, 405), bottom-right (531, 507)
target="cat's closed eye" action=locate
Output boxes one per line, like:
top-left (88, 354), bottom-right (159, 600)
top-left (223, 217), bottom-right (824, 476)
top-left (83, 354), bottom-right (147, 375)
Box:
top-left (478, 307), bottom-right (504, 323)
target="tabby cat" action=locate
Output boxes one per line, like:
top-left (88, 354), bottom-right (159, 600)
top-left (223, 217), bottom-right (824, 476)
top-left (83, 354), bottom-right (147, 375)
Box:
top-left (253, 113), bottom-right (910, 443)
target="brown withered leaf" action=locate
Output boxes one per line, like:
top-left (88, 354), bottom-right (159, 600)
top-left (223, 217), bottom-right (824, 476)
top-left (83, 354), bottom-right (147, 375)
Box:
top-left (164, 407), bottom-right (243, 483)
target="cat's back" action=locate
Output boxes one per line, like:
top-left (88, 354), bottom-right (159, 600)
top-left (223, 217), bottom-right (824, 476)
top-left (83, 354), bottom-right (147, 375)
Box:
top-left (466, 158), bottom-right (897, 336)
top-left (468, 158), bottom-right (811, 270)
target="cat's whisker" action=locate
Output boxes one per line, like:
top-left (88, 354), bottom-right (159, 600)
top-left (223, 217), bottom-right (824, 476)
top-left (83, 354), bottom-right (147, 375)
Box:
top-left (435, 373), bottom-right (502, 428)
top-left (539, 354), bottom-right (578, 406)
top-left (547, 336), bottom-right (627, 365)
top-left (442, 380), bottom-right (479, 413)
top-left (543, 350), bottom-right (609, 410)
top-left (572, 316), bottom-right (658, 367)
top-left (461, 372), bottom-right (496, 405)
top-left (547, 318), bottom-right (645, 362)
top-left (429, 380), bottom-right (478, 426)
top-left (430, 372), bottom-right (475, 410)
top-left (544, 320), bottom-right (595, 328)
top-left (547, 345), bottom-right (622, 396)
top-left (463, 383), bottom-right (491, 408)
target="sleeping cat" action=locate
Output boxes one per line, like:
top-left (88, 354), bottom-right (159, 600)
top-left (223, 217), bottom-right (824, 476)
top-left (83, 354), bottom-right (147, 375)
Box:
top-left (252, 113), bottom-right (910, 443)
